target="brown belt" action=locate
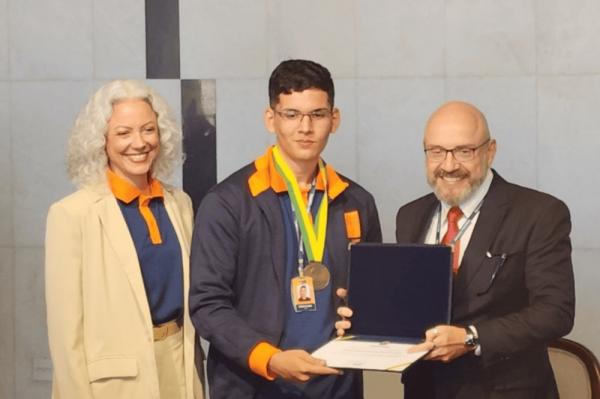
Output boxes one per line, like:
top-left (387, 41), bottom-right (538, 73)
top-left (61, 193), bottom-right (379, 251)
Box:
top-left (153, 318), bottom-right (182, 342)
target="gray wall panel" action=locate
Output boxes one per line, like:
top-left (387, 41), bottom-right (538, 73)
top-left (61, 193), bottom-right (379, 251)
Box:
top-left (537, 76), bottom-right (600, 249)
top-left (321, 79), bottom-right (358, 181)
top-left (0, 248), bottom-right (15, 399)
top-left (446, 0), bottom-right (536, 76)
top-left (537, 0), bottom-right (600, 75)
top-left (95, 0), bottom-right (146, 79)
top-left (11, 81), bottom-right (93, 247)
top-left (356, 0), bottom-right (445, 77)
top-left (9, 0), bottom-right (93, 80)
top-left (14, 248), bottom-right (51, 398)
top-left (267, 0), bottom-right (356, 78)
top-left (180, 0), bottom-right (267, 79)
top-left (357, 78), bottom-right (445, 241)
top-left (571, 249), bottom-right (600, 356)
top-left (0, 82), bottom-right (10, 247)
top-left (216, 78), bottom-right (270, 180)
top-left (445, 77), bottom-right (537, 187)
top-left (0, 0), bottom-right (7, 79)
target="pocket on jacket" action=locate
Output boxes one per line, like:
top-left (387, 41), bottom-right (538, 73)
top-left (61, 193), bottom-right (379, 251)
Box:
top-left (473, 250), bottom-right (525, 298)
top-left (87, 357), bottom-right (138, 382)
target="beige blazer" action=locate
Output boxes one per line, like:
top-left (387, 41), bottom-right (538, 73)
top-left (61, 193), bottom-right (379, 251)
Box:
top-left (45, 181), bottom-right (204, 399)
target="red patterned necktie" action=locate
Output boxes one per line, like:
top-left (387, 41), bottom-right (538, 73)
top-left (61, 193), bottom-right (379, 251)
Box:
top-left (442, 206), bottom-right (464, 274)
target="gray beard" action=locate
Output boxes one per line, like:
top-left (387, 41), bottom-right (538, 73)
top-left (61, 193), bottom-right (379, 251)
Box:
top-left (430, 170), bottom-right (488, 206)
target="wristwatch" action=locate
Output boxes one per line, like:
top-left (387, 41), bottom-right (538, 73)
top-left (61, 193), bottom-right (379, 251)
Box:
top-left (464, 325), bottom-right (479, 348)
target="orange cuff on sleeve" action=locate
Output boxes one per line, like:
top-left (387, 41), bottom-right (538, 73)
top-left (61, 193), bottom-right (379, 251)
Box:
top-left (248, 342), bottom-right (281, 380)
top-left (344, 210), bottom-right (361, 241)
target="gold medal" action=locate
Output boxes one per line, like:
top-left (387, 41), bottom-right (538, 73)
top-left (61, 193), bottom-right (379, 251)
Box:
top-left (303, 262), bottom-right (330, 290)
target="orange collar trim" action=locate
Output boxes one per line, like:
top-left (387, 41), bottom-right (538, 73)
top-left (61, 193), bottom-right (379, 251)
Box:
top-left (107, 169), bottom-right (164, 244)
top-left (247, 146), bottom-right (348, 200)
top-left (107, 169), bottom-right (163, 204)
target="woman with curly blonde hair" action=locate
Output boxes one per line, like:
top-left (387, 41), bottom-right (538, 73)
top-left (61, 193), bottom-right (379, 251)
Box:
top-left (45, 80), bottom-right (204, 399)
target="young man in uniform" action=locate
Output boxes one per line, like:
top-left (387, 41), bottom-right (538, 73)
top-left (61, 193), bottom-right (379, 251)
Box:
top-left (189, 59), bottom-right (382, 399)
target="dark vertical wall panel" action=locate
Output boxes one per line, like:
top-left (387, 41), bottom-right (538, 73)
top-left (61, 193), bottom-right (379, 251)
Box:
top-left (181, 79), bottom-right (217, 214)
top-left (145, 0), bottom-right (180, 78)
top-left (145, 2), bottom-right (217, 211)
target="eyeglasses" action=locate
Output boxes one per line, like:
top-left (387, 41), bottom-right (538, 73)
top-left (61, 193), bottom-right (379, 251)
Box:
top-left (424, 139), bottom-right (490, 162)
top-left (273, 108), bottom-right (333, 124)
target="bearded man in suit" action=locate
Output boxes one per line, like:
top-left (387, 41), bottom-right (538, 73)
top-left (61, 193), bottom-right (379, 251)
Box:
top-left (398, 100), bottom-right (575, 399)
top-left (337, 100), bottom-right (575, 399)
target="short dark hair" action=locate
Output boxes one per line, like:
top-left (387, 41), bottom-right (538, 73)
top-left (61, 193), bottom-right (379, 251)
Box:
top-left (268, 59), bottom-right (335, 108)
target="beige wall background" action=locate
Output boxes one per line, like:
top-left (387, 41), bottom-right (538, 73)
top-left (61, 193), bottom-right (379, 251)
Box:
top-left (1, 1), bottom-right (599, 398)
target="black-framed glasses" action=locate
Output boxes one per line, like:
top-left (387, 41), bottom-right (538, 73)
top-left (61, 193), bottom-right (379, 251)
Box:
top-left (273, 108), bottom-right (333, 124)
top-left (424, 139), bottom-right (491, 162)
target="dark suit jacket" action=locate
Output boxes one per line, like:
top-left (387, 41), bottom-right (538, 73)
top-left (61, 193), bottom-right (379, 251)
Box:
top-left (189, 160), bottom-right (382, 399)
top-left (396, 171), bottom-right (575, 398)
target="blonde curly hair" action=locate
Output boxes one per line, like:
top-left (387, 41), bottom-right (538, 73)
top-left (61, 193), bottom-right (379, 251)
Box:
top-left (67, 80), bottom-right (182, 187)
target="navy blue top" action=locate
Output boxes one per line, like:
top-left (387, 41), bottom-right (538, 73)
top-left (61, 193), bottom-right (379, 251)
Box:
top-left (255, 191), bottom-right (356, 399)
top-left (117, 197), bottom-right (184, 325)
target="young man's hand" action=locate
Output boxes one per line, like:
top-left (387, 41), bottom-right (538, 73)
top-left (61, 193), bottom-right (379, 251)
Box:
top-left (267, 350), bottom-right (341, 382)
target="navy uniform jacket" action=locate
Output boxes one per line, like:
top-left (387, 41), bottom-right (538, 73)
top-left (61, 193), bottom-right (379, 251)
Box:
top-left (189, 150), bottom-right (382, 399)
top-left (397, 171), bottom-right (575, 399)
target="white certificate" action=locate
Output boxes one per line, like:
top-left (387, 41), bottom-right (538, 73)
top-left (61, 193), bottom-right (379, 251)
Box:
top-left (312, 337), bottom-right (428, 372)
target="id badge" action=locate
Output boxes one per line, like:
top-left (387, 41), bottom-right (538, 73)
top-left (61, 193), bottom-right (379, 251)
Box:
top-left (291, 276), bottom-right (317, 312)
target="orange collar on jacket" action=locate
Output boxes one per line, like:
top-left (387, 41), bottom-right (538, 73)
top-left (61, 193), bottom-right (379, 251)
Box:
top-left (247, 146), bottom-right (348, 200)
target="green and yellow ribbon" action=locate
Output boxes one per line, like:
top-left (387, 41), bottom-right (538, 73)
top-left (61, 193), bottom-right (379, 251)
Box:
top-left (272, 145), bottom-right (328, 262)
